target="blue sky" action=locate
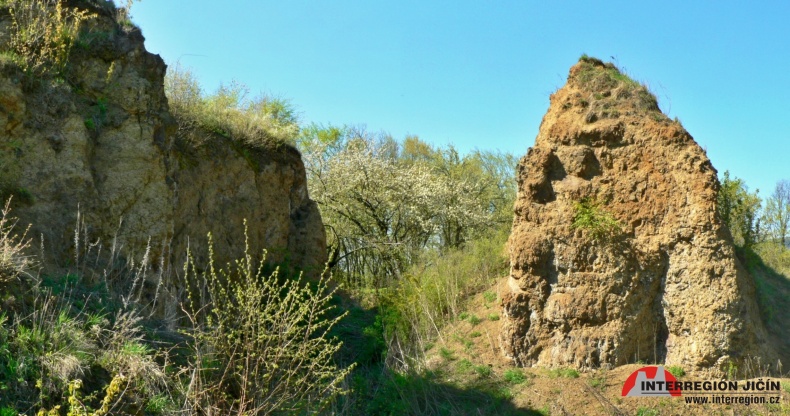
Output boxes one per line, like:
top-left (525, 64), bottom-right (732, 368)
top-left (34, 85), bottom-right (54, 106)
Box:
top-left (132, 0), bottom-right (789, 199)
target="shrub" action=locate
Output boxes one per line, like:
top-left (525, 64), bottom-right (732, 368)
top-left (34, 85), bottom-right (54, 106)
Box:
top-left (2, 0), bottom-right (93, 75)
top-left (378, 230), bottom-right (509, 365)
top-left (571, 197), bottom-right (621, 241)
top-left (179, 227), bottom-right (352, 414)
top-left (666, 365), bottom-right (685, 378)
top-left (1, 293), bottom-right (164, 413)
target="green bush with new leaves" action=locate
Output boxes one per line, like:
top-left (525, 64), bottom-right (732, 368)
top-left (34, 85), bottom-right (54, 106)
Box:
top-left (0, 203), bottom-right (352, 414)
top-left (179, 228), bottom-right (353, 414)
top-left (571, 197), bottom-right (621, 241)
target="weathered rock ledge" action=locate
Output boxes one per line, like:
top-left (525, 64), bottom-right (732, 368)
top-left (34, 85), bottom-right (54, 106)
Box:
top-left (0, 1), bottom-right (326, 313)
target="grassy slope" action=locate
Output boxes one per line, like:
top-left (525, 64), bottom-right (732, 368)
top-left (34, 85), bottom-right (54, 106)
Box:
top-left (419, 279), bottom-right (790, 416)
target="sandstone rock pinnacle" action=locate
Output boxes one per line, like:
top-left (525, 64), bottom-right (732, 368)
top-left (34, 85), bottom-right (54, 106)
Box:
top-left (501, 56), bottom-right (778, 373)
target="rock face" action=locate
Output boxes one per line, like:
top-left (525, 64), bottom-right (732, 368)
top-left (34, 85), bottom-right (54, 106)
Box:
top-left (501, 57), bottom-right (776, 373)
top-left (0, 2), bottom-right (326, 308)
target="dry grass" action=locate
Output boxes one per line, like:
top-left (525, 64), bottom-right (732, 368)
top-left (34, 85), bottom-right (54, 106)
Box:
top-left (165, 64), bottom-right (299, 151)
top-left (2, 0), bottom-right (93, 75)
top-left (0, 198), bottom-right (32, 282)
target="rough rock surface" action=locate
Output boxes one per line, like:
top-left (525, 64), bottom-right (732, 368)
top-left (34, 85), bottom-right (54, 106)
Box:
top-left (0, 2), bottom-right (326, 307)
top-left (501, 57), bottom-right (777, 373)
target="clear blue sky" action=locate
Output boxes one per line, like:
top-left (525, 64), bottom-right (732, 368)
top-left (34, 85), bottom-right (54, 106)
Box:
top-left (132, 0), bottom-right (789, 199)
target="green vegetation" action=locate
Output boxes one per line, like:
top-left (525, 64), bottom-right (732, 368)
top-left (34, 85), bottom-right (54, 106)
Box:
top-left (165, 65), bottom-right (299, 150)
top-left (440, 347), bottom-right (455, 361)
top-left (179, 229), bottom-right (352, 413)
top-left (1, 0), bottom-right (93, 76)
top-left (718, 170), bottom-right (762, 248)
top-left (666, 365), bottom-right (685, 378)
top-left (717, 172), bottom-right (790, 352)
top-left (589, 373), bottom-right (606, 389)
top-left (473, 364), bottom-right (492, 378)
top-left (9, 6), bottom-right (788, 408)
top-left (457, 359), bottom-right (474, 373)
top-left (0, 203), bottom-right (351, 414)
top-left (571, 197), bottom-right (621, 241)
top-left (547, 368), bottom-right (580, 379)
top-left (636, 407), bottom-right (660, 416)
top-left (575, 55), bottom-right (660, 115)
top-left (483, 290), bottom-right (497, 304)
top-left (503, 369), bottom-right (527, 385)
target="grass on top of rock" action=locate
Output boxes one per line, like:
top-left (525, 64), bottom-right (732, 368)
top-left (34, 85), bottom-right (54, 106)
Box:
top-left (165, 64), bottom-right (299, 151)
top-left (0, 0), bottom-right (94, 76)
top-left (575, 54), bottom-right (661, 115)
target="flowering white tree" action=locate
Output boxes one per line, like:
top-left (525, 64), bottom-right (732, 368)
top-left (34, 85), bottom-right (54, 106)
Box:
top-left (300, 126), bottom-right (515, 290)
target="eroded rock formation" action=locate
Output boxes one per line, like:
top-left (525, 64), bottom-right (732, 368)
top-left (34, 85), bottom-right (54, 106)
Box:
top-left (0, 2), bottom-right (325, 309)
top-left (501, 57), bottom-right (777, 373)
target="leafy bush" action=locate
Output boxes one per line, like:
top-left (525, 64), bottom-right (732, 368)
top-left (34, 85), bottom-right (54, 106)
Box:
top-left (666, 365), bottom-right (685, 378)
top-left (1, 0), bottom-right (93, 75)
top-left (179, 228), bottom-right (352, 414)
top-left (165, 64), bottom-right (299, 149)
top-left (571, 197), bottom-right (621, 241)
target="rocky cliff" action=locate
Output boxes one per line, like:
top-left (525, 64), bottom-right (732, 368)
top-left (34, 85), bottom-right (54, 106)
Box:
top-left (501, 57), bottom-right (778, 373)
top-left (0, 1), bottom-right (326, 308)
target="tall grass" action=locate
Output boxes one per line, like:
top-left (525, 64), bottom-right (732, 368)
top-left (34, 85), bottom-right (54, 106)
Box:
top-left (165, 64), bottom-right (299, 150)
top-left (1, 0), bottom-right (93, 75)
top-left (379, 229), bottom-right (509, 369)
top-left (0, 198), bottom-right (32, 282)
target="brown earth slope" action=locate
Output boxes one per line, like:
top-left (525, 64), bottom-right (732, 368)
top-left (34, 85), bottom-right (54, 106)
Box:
top-left (501, 57), bottom-right (779, 374)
